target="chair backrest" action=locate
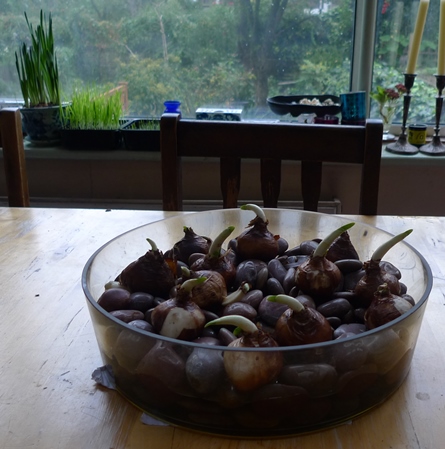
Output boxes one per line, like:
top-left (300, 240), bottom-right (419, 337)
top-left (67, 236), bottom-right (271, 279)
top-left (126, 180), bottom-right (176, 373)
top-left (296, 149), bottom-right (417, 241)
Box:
top-left (0, 108), bottom-right (30, 207)
top-left (160, 113), bottom-right (383, 215)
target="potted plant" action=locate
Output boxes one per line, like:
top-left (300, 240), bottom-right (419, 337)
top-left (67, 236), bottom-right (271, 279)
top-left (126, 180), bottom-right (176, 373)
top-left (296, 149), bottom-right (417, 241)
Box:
top-left (60, 86), bottom-right (124, 150)
top-left (15, 10), bottom-right (62, 146)
top-left (121, 118), bottom-right (160, 151)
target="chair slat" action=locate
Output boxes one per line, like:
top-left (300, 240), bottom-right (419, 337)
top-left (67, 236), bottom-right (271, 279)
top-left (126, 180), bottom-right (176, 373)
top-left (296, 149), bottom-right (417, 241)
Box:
top-left (220, 157), bottom-right (240, 209)
top-left (260, 158), bottom-right (281, 208)
top-left (0, 108), bottom-right (30, 207)
top-left (301, 160), bottom-right (322, 212)
top-left (160, 113), bottom-right (182, 211)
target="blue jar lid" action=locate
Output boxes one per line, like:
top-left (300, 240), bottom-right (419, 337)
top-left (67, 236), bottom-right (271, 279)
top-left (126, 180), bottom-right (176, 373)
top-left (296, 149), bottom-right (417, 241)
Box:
top-left (164, 100), bottom-right (181, 113)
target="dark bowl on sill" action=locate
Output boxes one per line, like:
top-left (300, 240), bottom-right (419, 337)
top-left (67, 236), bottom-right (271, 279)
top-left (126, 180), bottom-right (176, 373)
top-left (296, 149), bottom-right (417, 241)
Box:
top-left (267, 95), bottom-right (341, 117)
top-left (60, 128), bottom-right (123, 151)
top-left (121, 118), bottom-right (160, 152)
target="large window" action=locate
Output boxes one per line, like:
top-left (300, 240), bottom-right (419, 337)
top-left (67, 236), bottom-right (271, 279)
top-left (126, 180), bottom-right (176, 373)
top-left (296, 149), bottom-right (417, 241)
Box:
top-left (373, 0), bottom-right (440, 124)
top-left (0, 0), bottom-right (441, 122)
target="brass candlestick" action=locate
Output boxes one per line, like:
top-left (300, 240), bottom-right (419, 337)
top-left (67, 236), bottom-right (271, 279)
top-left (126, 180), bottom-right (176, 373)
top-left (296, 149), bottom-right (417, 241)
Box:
top-left (419, 75), bottom-right (445, 155)
top-left (386, 73), bottom-right (419, 155)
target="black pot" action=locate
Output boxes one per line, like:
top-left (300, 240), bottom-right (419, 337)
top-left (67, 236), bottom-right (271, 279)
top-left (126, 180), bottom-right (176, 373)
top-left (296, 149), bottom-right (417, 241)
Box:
top-left (121, 119), bottom-right (160, 151)
top-left (60, 128), bottom-right (123, 150)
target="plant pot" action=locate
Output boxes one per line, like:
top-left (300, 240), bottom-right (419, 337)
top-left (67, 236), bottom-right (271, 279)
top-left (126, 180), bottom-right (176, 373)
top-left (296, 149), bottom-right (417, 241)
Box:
top-left (121, 118), bottom-right (160, 151)
top-left (60, 128), bottom-right (123, 150)
top-left (20, 105), bottom-right (63, 146)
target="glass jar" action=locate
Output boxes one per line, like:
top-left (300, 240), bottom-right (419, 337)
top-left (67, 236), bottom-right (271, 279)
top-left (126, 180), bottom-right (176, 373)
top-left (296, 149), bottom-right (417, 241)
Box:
top-left (164, 100), bottom-right (181, 114)
top-left (408, 124), bottom-right (427, 147)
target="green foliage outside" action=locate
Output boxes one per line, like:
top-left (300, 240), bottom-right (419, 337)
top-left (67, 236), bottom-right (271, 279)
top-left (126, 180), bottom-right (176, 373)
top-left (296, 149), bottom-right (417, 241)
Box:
top-left (0, 0), bottom-right (355, 117)
top-left (0, 0), bottom-right (441, 122)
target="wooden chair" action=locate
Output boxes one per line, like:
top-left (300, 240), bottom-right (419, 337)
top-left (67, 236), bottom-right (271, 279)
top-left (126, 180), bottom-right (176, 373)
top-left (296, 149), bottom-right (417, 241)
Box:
top-left (160, 113), bottom-right (383, 215)
top-left (0, 108), bottom-right (30, 207)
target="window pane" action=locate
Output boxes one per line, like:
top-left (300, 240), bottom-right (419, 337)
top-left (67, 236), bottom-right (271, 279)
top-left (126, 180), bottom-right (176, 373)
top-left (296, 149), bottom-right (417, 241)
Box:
top-left (373, 0), bottom-right (439, 124)
top-left (1, 0), bottom-right (355, 119)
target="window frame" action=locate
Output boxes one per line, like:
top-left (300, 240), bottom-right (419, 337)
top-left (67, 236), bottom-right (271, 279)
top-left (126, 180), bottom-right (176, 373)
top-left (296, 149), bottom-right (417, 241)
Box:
top-left (351, 0), bottom-right (379, 115)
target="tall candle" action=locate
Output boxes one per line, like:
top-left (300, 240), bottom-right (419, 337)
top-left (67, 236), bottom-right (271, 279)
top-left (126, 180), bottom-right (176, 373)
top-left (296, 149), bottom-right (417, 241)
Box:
top-left (406, 0), bottom-right (430, 74)
top-left (438, 0), bottom-right (445, 75)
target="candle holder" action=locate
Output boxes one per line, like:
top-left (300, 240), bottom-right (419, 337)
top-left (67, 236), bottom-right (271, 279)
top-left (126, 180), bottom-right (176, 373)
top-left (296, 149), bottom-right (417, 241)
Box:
top-left (419, 75), bottom-right (445, 155)
top-left (386, 73), bottom-right (419, 155)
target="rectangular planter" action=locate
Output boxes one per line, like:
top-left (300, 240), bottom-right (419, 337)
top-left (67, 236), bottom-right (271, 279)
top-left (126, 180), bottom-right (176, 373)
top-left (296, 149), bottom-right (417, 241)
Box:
top-left (60, 128), bottom-right (123, 150)
top-left (121, 119), bottom-right (160, 152)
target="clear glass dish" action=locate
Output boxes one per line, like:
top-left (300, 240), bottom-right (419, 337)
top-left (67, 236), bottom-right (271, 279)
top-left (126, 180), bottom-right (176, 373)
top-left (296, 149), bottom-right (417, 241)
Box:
top-left (82, 209), bottom-right (432, 438)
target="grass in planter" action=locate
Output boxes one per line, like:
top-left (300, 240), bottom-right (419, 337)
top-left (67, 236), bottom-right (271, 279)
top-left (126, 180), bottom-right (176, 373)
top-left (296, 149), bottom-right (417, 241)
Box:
top-left (61, 86), bottom-right (123, 130)
top-left (127, 119), bottom-right (160, 130)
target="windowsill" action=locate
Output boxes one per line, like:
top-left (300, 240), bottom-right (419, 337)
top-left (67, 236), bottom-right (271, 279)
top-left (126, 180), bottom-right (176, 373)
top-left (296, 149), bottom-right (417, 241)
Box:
top-left (5, 119), bottom-right (444, 164)
top-left (2, 135), bottom-right (445, 216)
top-left (15, 140), bottom-right (445, 166)
top-left (381, 144), bottom-right (445, 164)
top-left (19, 142), bottom-right (160, 161)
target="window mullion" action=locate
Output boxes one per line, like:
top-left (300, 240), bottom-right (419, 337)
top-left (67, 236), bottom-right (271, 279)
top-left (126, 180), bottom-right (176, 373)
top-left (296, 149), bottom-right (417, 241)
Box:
top-left (351, 0), bottom-right (379, 115)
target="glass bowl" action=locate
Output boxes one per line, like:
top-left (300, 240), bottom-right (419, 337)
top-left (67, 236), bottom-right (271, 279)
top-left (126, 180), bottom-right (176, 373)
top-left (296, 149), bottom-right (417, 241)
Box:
top-left (82, 209), bottom-right (432, 438)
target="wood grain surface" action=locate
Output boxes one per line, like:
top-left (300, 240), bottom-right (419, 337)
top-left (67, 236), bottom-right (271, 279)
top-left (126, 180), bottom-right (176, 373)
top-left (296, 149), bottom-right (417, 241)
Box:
top-left (0, 208), bottom-right (444, 449)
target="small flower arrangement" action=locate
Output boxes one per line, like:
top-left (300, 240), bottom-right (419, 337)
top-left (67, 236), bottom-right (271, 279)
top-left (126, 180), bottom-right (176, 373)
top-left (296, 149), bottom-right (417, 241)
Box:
top-left (370, 84), bottom-right (406, 133)
top-left (370, 84), bottom-right (406, 106)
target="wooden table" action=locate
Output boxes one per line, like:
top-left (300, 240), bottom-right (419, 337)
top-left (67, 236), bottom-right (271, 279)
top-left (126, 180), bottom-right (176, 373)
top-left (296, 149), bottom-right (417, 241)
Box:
top-left (1, 207), bottom-right (444, 449)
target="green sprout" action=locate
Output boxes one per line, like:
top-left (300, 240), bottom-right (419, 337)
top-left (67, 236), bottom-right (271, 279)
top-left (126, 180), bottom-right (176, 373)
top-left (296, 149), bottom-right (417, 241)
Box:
top-left (15, 10), bottom-right (60, 108)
